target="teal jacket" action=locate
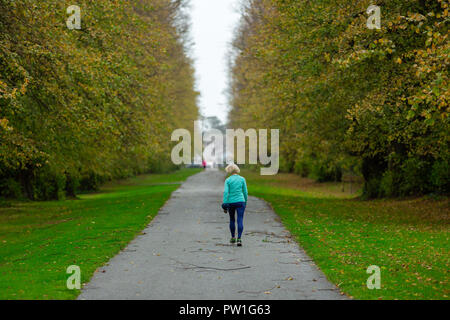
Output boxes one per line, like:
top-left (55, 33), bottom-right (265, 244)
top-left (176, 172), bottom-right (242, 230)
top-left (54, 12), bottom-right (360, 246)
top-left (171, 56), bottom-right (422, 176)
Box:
top-left (223, 174), bottom-right (248, 204)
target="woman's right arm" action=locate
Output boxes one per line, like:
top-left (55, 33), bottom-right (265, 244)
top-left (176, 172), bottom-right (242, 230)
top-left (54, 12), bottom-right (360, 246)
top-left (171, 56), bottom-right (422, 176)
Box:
top-left (242, 179), bottom-right (248, 203)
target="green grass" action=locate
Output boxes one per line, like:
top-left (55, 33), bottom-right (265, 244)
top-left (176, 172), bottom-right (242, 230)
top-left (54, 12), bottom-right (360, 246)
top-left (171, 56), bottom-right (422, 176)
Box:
top-left (0, 168), bottom-right (201, 300)
top-left (242, 170), bottom-right (449, 300)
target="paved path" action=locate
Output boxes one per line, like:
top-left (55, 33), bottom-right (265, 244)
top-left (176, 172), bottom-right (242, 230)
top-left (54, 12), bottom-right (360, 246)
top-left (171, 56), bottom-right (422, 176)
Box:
top-left (79, 169), bottom-right (346, 300)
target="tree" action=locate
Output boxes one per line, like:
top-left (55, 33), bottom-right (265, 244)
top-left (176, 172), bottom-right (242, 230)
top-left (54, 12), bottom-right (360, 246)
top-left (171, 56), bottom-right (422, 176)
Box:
top-left (0, 0), bottom-right (199, 199)
top-left (228, 0), bottom-right (449, 197)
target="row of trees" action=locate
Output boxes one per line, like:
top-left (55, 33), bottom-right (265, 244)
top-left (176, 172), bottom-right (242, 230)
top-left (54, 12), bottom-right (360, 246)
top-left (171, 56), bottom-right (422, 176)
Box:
top-left (229, 0), bottom-right (449, 197)
top-left (0, 0), bottom-right (199, 200)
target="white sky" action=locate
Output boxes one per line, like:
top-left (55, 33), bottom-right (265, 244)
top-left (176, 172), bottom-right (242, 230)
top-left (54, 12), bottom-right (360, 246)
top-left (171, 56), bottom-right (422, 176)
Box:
top-left (189, 0), bottom-right (242, 124)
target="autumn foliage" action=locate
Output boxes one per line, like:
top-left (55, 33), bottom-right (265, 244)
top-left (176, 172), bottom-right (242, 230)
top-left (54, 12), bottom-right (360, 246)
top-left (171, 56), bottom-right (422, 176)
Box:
top-left (0, 0), bottom-right (198, 199)
top-left (229, 0), bottom-right (449, 197)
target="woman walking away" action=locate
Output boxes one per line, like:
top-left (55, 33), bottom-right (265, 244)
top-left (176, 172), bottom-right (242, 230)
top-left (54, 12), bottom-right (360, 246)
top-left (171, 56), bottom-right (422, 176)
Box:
top-left (222, 163), bottom-right (248, 247)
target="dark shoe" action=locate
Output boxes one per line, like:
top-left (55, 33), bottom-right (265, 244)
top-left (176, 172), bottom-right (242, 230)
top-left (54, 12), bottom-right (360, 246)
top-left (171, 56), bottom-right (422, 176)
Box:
top-left (237, 239), bottom-right (242, 247)
top-left (230, 237), bottom-right (236, 244)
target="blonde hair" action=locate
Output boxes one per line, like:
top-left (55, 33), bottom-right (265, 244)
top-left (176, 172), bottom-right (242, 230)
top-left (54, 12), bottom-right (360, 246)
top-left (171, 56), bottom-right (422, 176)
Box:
top-left (225, 163), bottom-right (240, 174)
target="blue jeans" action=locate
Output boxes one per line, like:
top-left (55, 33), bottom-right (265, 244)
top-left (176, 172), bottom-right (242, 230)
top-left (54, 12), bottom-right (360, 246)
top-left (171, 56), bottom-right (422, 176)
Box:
top-left (222, 202), bottom-right (246, 239)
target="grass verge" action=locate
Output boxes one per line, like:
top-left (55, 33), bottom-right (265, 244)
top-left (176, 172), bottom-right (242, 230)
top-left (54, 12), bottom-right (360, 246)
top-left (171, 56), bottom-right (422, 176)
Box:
top-left (242, 169), bottom-right (449, 300)
top-left (0, 168), bottom-right (201, 299)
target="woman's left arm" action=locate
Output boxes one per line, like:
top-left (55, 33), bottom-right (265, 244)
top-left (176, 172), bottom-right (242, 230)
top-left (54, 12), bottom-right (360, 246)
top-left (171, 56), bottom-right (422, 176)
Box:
top-left (223, 180), bottom-right (229, 204)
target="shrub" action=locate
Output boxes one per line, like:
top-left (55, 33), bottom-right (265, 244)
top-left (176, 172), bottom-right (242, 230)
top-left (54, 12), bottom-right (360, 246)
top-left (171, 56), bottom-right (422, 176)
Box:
top-left (294, 159), bottom-right (310, 177)
top-left (363, 176), bottom-right (382, 199)
top-left (399, 158), bottom-right (431, 196)
top-left (0, 177), bottom-right (22, 199)
top-left (379, 170), bottom-right (395, 197)
top-left (31, 170), bottom-right (67, 200)
top-left (430, 158), bottom-right (450, 193)
top-left (79, 172), bottom-right (106, 192)
top-left (310, 161), bottom-right (342, 182)
top-left (65, 173), bottom-right (80, 198)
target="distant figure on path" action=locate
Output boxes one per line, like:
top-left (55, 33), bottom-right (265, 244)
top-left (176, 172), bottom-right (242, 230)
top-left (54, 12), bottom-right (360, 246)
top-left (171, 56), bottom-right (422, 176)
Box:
top-left (222, 163), bottom-right (248, 247)
top-left (202, 159), bottom-right (207, 169)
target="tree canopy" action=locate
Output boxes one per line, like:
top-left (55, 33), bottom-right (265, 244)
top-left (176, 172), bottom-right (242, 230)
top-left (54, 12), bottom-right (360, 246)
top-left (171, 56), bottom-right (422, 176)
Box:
top-left (229, 0), bottom-right (449, 197)
top-left (0, 0), bottom-right (199, 199)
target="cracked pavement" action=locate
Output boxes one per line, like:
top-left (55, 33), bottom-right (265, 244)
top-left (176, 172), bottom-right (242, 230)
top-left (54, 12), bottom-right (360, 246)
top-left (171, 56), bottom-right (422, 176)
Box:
top-left (78, 169), bottom-right (347, 300)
